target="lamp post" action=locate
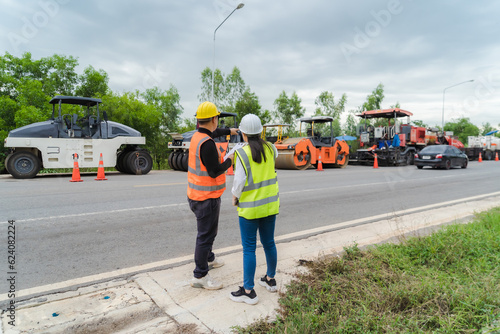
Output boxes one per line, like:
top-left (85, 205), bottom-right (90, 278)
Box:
top-left (441, 79), bottom-right (474, 132)
top-left (212, 3), bottom-right (244, 103)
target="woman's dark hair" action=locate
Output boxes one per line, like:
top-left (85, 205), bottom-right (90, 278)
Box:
top-left (247, 135), bottom-right (272, 163)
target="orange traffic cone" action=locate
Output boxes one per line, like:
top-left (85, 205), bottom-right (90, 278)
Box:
top-left (316, 155), bottom-right (324, 171)
top-left (70, 153), bottom-right (83, 182)
top-left (227, 163), bottom-right (234, 175)
top-left (495, 152), bottom-right (499, 161)
top-left (95, 153), bottom-right (107, 180)
top-left (373, 154), bottom-right (379, 169)
top-left (478, 152), bottom-right (483, 162)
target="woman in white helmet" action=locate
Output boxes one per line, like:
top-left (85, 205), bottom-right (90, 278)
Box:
top-left (229, 114), bottom-right (280, 305)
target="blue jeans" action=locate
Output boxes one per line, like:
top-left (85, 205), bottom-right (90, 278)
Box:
top-left (238, 215), bottom-right (277, 290)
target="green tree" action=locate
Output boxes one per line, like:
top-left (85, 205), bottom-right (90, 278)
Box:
top-left (140, 85), bottom-right (184, 168)
top-left (234, 88), bottom-right (271, 126)
top-left (272, 91), bottom-right (305, 125)
top-left (198, 66), bottom-right (246, 112)
top-left (481, 122), bottom-right (496, 136)
top-left (412, 120), bottom-right (428, 128)
top-left (178, 117), bottom-right (197, 134)
top-left (75, 65), bottom-right (109, 97)
top-left (360, 83), bottom-right (385, 111)
top-left (444, 117), bottom-right (480, 145)
top-left (314, 91), bottom-right (347, 136)
top-left (1, 52), bottom-right (79, 97)
top-left (141, 85), bottom-right (183, 133)
top-left (343, 112), bottom-right (358, 137)
top-left (314, 91), bottom-right (347, 119)
top-left (44, 54), bottom-right (79, 96)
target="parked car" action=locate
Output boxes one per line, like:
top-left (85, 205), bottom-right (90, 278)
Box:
top-left (414, 145), bottom-right (468, 170)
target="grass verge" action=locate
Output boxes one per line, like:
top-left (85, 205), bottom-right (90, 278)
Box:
top-left (237, 207), bottom-right (500, 333)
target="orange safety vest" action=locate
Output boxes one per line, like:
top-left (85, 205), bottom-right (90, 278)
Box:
top-left (187, 131), bottom-right (226, 201)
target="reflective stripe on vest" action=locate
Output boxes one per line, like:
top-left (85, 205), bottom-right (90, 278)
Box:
top-left (236, 144), bottom-right (279, 219)
top-left (187, 132), bottom-right (226, 201)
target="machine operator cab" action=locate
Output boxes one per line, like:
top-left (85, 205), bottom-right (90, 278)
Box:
top-left (299, 116), bottom-right (336, 146)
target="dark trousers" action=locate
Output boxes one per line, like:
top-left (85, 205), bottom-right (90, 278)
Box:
top-left (188, 197), bottom-right (221, 278)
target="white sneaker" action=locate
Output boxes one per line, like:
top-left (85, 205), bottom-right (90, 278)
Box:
top-left (208, 258), bottom-right (225, 270)
top-left (190, 274), bottom-right (223, 290)
top-left (230, 286), bottom-right (259, 305)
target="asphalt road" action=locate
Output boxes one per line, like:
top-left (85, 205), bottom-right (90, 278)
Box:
top-left (1, 161), bottom-right (499, 291)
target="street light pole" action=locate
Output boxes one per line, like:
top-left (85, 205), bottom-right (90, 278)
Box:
top-left (441, 79), bottom-right (474, 132)
top-left (212, 3), bottom-right (244, 103)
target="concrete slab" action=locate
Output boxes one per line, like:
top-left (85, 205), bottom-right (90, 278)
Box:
top-left (2, 282), bottom-right (164, 334)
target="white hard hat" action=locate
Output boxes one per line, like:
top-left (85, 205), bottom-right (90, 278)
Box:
top-left (239, 114), bottom-right (263, 135)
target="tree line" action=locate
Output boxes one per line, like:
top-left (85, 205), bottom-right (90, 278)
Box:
top-left (0, 52), bottom-right (498, 170)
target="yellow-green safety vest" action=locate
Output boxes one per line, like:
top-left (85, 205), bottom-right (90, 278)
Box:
top-left (236, 143), bottom-right (279, 220)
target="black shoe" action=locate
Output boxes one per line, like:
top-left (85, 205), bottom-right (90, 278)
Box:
top-left (259, 275), bottom-right (277, 292)
top-left (230, 286), bottom-right (259, 305)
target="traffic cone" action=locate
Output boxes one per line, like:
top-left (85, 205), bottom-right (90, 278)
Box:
top-left (70, 153), bottom-right (83, 182)
top-left (316, 155), bottom-right (324, 171)
top-left (227, 163), bottom-right (234, 175)
top-left (495, 152), bottom-right (499, 161)
top-left (373, 154), bottom-right (379, 169)
top-left (95, 153), bottom-right (107, 180)
top-left (478, 152), bottom-right (483, 162)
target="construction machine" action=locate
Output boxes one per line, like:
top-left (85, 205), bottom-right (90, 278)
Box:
top-left (167, 111), bottom-right (243, 171)
top-left (4, 96), bottom-right (152, 178)
top-left (351, 108), bottom-right (464, 166)
top-left (271, 116), bottom-right (349, 170)
top-left (262, 123), bottom-right (290, 144)
top-left (464, 132), bottom-right (500, 160)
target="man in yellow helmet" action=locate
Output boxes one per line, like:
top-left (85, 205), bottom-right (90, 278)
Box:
top-left (188, 101), bottom-right (238, 290)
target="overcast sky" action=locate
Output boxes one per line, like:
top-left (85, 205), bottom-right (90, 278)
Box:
top-left (1, 0), bottom-right (499, 129)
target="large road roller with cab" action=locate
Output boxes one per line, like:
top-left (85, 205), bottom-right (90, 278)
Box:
top-left (4, 96), bottom-right (153, 178)
top-left (268, 116), bottom-right (349, 170)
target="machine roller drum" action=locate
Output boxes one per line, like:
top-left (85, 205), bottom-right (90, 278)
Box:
top-left (333, 140), bottom-right (350, 168)
top-left (275, 138), bottom-right (313, 170)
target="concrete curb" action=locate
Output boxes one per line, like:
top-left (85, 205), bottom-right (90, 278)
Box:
top-left (2, 195), bottom-right (500, 333)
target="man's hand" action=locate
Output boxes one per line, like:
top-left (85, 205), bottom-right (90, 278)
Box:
top-left (232, 196), bottom-right (239, 206)
top-left (227, 153), bottom-right (235, 163)
top-left (230, 128), bottom-right (239, 136)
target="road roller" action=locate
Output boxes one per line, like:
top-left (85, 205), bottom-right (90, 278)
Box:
top-left (267, 116), bottom-right (349, 170)
top-left (167, 111), bottom-right (242, 171)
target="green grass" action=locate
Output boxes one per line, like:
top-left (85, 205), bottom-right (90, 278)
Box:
top-left (236, 207), bottom-right (500, 334)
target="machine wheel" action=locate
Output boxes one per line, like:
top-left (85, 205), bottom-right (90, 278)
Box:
top-left (4, 153), bottom-right (13, 174)
top-left (445, 159), bottom-right (451, 170)
top-left (417, 166), bottom-right (423, 169)
top-left (462, 160), bottom-right (468, 169)
top-left (176, 152), bottom-right (186, 172)
top-left (484, 150), bottom-right (493, 161)
top-left (171, 152), bottom-right (180, 170)
top-left (115, 151), bottom-right (128, 173)
top-left (121, 151), bottom-right (135, 174)
top-left (181, 152), bottom-right (189, 171)
top-left (406, 153), bottom-right (415, 166)
top-left (168, 152), bottom-right (175, 170)
top-left (334, 154), bottom-right (349, 168)
top-left (7, 151), bottom-right (41, 179)
top-left (126, 150), bottom-right (153, 175)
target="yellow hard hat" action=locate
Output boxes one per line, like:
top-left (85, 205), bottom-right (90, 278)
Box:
top-left (195, 101), bottom-right (220, 119)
